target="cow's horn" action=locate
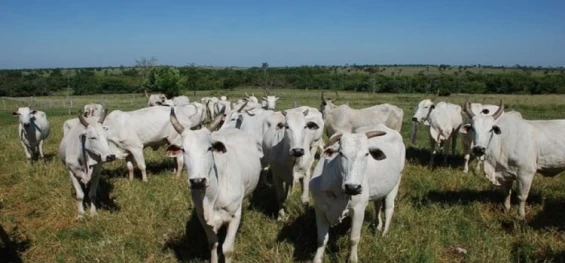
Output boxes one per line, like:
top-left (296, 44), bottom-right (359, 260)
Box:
top-left (365, 130), bottom-right (387, 139)
top-left (324, 134), bottom-right (343, 149)
top-left (78, 112), bottom-right (89, 127)
top-left (170, 108), bottom-right (185, 134)
top-left (463, 99), bottom-right (475, 118)
top-left (237, 101), bottom-right (249, 112)
top-left (492, 99), bottom-right (504, 120)
top-left (98, 108), bottom-right (108, 124)
top-left (206, 113), bottom-right (224, 131)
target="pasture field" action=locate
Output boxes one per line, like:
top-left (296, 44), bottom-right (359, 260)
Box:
top-left (1, 89), bottom-right (565, 262)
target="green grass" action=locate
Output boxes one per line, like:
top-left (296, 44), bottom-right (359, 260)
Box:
top-left (1, 89), bottom-right (565, 262)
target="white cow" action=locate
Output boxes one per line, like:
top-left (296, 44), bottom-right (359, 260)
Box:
top-left (244, 92), bottom-right (259, 103)
top-left (261, 95), bottom-right (279, 110)
top-left (13, 107), bottom-right (50, 160)
top-left (459, 102), bottom-right (500, 173)
top-left (320, 92), bottom-right (404, 137)
top-left (58, 111), bottom-right (116, 219)
top-left (169, 109), bottom-right (262, 263)
top-left (172, 96), bottom-right (190, 106)
top-left (310, 125), bottom-right (405, 263)
top-left (64, 104), bottom-right (104, 137)
top-left (219, 95), bottom-right (228, 101)
top-left (104, 105), bottom-right (202, 181)
top-left (263, 107), bottom-right (324, 220)
top-left (146, 91), bottom-right (167, 106)
top-left (83, 103), bottom-right (103, 117)
top-left (463, 100), bottom-right (565, 218)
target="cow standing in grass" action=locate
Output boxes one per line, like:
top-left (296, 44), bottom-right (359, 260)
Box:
top-left (63, 104), bottom-right (104, 136)
top-left (59, 111), bottom-right (116, 219)
top-left (14, 107), bottom-right (50, 160)
top-left (320, 92), bottom-right (404, 137)
top-left (263, 107), bottom-right (324, 220)
top-left (310, 125), bottom-right (405, 263)
top-left (459, 102), bottom-right (500, 173)
top-left (169, 109), bottom-right (262, 263)
top-left (463, 100), bottom-right (565, 218)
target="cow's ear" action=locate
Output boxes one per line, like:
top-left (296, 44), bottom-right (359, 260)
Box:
top-left (323, 148), bottom-right (336, 157)
top-left (369, 148), bottom-right (387, 160)
top-left (166, 145), bottom-right (183, 157)
top-left (492, 125), bottom-right (501, 135)
top-left (211, 141), bottom-right (227, 153)
top-left (306, 121), bottom-right (319, 130)
top-left (275, 97), bottom-right (280, 101)
top-left (31, 110), bottom-right (37, 114)
top-left (460, 124), bottom-right (472, 134)
top-left (12, 111), bottom-right (19, 116)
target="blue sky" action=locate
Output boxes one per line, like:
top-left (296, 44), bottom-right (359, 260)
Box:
top-left (1, 0), bottom-right (564, 69)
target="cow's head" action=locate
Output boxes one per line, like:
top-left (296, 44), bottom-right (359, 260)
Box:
top-left (219, 95), bottom-right (228, 101)
top-left (463, 99), bottom-right (504, 157)
top-left (323, 131), bottom-right (387, 196)
top-left (412, 99), bottom-right (436, 124)
top-left (320, 91), bottom-right (339, 115)
top-left (78, 109), bottom-right (115, 163)
top-left (170, 108), bottom-right (225, 190)
top-left (245, 92), bottom-right (258, 103)
top-left (280, 109), bottom-right (320, 158)
top-left (83, 103), bottom-right (103, 117)
top-left (13, 107), bottom-right (37, 128)
top-left (262, 96), bottom-right (279, 110)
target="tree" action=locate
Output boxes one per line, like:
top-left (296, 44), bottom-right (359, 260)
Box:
top-left (135, 56), bottom-right (158, 90)
top-left (142, 66), bottom-right (181, 98)
top-left (261, 62), bottom-right (269, 75)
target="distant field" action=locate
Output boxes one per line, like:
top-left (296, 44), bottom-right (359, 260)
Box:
top-left (1, 88), bottom-right (564, 262)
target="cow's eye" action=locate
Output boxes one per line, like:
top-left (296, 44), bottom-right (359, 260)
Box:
top-left (285, 124), bottom-right (289, 129)
top-left (207, 147), bottom-right (213, 151)
top-left (89, 137), bottom-right (97, 140)
top-left (365, 152), bottom-right (369, 156)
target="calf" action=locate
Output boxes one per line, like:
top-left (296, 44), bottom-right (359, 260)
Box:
top-left (13, 107), bottom-right (50, 160)
top-left (310, 125), bottom-right (405, 263)
top-left (170, 109), bottom-right (262, 263)
top-left (58, 111), bottom-right (116, 219)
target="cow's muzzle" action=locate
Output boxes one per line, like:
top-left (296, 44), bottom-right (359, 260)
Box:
top-left (23, 123), bottom-right (30, 128)
top-left (344, 184), bottom-right (362, 195)
top-left (189, 178), bottom-right (207, 189)
top-left (411, 117), bottom-right (418, 122)
top-left (105, 154), bottom-right (116, 162)
top-left (290, 148), bottom-right (305, 157)
top-left (472, 146), bottom-right (486, 156)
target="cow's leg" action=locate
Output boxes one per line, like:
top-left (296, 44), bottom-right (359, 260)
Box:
top-left (463, 152), bottom-right (470, 173)
top-left (69, 171), bottom-right (86, 219)
top-left (273, 173), bottom-right (289, 221)
top-left (175, 155), bottom-right (183, 178)
top-left (126, 155), bottom-right (135, 180)
top-left (88, 165), bottom-right (102, 216)
top-left (475, 155), bottom-right (483, 174)
top-left (131, 149), bottom-right (147, 182)
top-left (300, 165), bottom-right (312, 205)
top-left (197, 213), bottom-right (219, 263)
top-left (349, 205), bottom-right (366, 263)
top-left (516, 172), bottom-right (535, 219)
top-left (38, 140), bottom-right (45, 159)
top-left (442, 138), bottom-right (450, 166)
top-left (373, 200), bottom-right (383, 232)
top-left (222, 207), bottom-right (242, 263)
top-left (20, 141), bottom-right (32, 160)
top-left (501, 180), bottom-right (514, 211)
top-left (451, 130), bottom-right (458, 156)
top-left (428, 136), bottom-right (436, 168)
top-left (382, 179), bottom-right (400, 236)
top-left (313, 207), bottom-right (330, 263)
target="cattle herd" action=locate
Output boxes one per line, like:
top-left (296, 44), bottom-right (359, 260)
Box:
top-left (11, 90), bottom-right (565, 263)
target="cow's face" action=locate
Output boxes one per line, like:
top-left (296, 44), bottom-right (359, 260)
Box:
top-left (220, 96), bottom-right (228, 101)
top-left (467, 115), bottom-right (501, 156)
top-left (412, 99), bottom-right (435, 123)
top-left (221, 111), bottom-right (244, 130)
top-left (323, 131), bottom-right (387, 196)
top-left (262, 96), bottom-right (279, 110)
top-left (282, 110), bottom-right (320, 158)
top-left (13, 107), bottom-right (36, 127)
top-left (83, 104), bottom-right (102, 117)
top-left (81, 122), bottom-right (115, 163)
top-left (178, 129), bottom-right (226, 190)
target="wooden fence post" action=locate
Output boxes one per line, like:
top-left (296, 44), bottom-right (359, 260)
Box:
top-left (293, 101), bottom-right (297, 108)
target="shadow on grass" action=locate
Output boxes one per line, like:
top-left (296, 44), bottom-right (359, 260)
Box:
top-left (529, 199), bottom-right (565, 231)
top-left (103, 159), bottom-right (176, 180)
top-left (163, 211), bottom-right (230, 262)
top-left (0, 224), bottom-right (30, 263)
top-left (512, 241), bottom-right (565, 263)
top-left (81, 175), bottom-right (120, 212)
top-left (413, 189), bottom-right (543, 208)
top-left (248, 170), bottom-right (279, 219)
top-left (276, 207), bottom-right (351, 261)
top-left (405, 146), bottom-right (466, 169)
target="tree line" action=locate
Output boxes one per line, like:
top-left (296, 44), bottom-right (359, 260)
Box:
top-left (1, 65), bottom-right (564, 97)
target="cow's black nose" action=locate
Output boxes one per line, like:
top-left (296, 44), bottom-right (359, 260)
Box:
top-left (23, 123), bottom-right (30, 127)
top-left (291, 148), bottom-right (305, 157)
top-left (472, 146), bottom-right (486, 156)
top-left (189, 178), bottom-right (207, 189)
top-left (106, 155), bottom-right (116, 162)
top-left (412, 117), bottom-right (418, 122)
top-left (344, 184), bottom-right (362, 195)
